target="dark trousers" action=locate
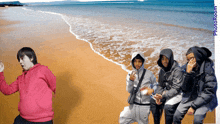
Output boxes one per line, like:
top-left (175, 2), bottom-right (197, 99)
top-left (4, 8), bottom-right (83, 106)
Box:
top-left (151, 98), bottom-right (179, 124)
top-left (164, 102), bottom-right (179, 124)
top-left (150, 98), bottom-right (164, 124)
top-left (14, 115), bottom-right (53, 124)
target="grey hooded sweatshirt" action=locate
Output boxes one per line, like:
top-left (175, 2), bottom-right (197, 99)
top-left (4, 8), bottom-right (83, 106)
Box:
top-left (156, 49), bottom-right (183, 100)
top-left (126, 52), bottom-right (157, 104)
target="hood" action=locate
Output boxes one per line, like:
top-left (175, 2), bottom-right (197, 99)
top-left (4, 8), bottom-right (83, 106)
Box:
top-left (190, 46), bottom-right (212, 66)
top-left (157, 48), bottom-right (174, 72)
top-left (131, 52), bottom-right (145, 71)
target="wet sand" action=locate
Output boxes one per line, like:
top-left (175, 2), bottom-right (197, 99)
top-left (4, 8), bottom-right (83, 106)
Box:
top-left (0, 7), bottom-right (215, 124)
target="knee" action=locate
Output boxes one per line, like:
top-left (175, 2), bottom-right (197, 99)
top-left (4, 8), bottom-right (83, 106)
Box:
top-left (119, 117), bottom-right (125, 124)
top-left (194, 115), bottom-right (205, 124)
top-left (164, 105), bottom-right (170, 111)
top-left (164, 105), bottom-right (174, 115)
top-left (150, 99), bottom-right (157, 108)
top-left (119, 115), bottom-right (130, 124)
top-left (173, 110), bottom-right (182, 123)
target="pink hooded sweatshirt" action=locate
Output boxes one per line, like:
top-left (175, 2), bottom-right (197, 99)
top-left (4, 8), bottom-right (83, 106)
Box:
top-left (0, 64), bottom-right (56, 122)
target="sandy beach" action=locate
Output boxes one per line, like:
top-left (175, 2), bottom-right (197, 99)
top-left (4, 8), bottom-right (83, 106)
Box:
top-left (0, 7), bottom-right (215, 124)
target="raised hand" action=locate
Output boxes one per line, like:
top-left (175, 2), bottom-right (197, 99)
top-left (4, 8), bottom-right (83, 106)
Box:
top-left (130, 71), bottom-right (136, 81)
top-left (187, 58), bottom-right (196, 73)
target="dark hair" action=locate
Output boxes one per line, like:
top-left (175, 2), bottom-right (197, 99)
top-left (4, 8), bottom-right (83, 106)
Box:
top-left (17, 47), bottom-right (38, 65)
top-left (132, 54), bottom-right (144, 64)
top-left (132, 54), bottom-right (144, 69)
top-left (186, 48), bottom-right (193, 56)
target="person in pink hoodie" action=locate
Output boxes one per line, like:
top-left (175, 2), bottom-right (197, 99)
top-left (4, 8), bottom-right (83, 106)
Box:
top-left (0, 47), bottom-right (56, 124)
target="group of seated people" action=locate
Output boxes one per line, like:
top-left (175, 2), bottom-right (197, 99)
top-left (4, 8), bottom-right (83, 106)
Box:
top-left (119, 46), bottom-right (218, 124)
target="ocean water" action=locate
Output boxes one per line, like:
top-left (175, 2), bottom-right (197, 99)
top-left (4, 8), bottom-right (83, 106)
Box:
top-left (2, 1), bottom-right (215, 74)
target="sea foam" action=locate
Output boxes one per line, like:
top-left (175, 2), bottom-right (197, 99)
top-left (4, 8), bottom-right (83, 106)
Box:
top-left (21, 6), bottom-right (214, 75)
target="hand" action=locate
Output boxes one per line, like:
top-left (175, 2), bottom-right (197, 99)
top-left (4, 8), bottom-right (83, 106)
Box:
top-left (187, 107), bottom-right (194, 115)
top-left (130, 71), bottom-right (136, 81)
top-left (154, 94), bottom-right (162, 100)
top-left (140, 87), bottom-right (154, 95)
top-left (156, 99), bottom-right (162, 105)
top-left (0, 61), bottom-right (4, 72)
top-left (187, 58), bottom-right (196, 73)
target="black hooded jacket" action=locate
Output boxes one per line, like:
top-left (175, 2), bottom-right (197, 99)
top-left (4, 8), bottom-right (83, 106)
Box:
top-left (181, 46), bottom-right (218, 111)
top-left (156, 49), bottom-right (183, 100)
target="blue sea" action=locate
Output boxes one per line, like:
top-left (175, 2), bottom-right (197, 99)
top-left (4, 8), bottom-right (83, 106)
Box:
top-left (1, 1), bottom-right (215, 73)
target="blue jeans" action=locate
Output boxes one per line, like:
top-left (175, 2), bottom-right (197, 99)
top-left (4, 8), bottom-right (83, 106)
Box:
top-left (14, 115), bottom-right (53, 124)
top-left (173, 101), bottom-right (209, 124)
